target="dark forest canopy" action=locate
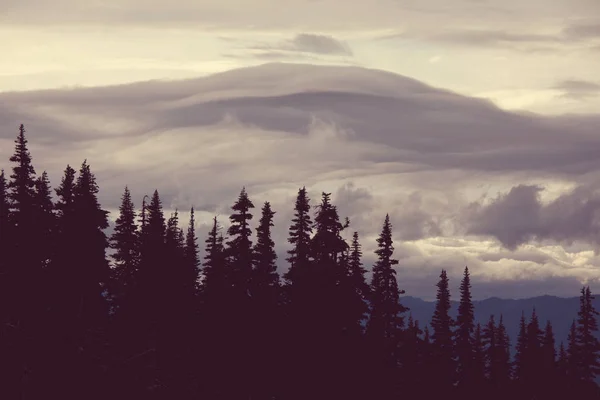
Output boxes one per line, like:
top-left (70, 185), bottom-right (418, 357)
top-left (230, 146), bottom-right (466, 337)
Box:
top-left (1, 125), bottom-right (599, 399)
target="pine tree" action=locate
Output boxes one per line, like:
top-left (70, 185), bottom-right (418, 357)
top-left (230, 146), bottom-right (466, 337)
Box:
top-left (495, 315), bottom-right (511, 388)
top-left (252, 201), bottom-right (279, 295)
top-left (110, 186), bottom-right (138, 307)
top-left (0, 170), bottom-right (10, 271)
top-left (576, 286), bottom-right (600, 384)
top-left (367, 214), bottom-right (406, 342)
top-left (346, 231), bottom-right (370, 335)
top-left (6, 124), bottom-right (39, 326)
top-left (250, 201), bottom-right (281, 400)
top-left (285, 187), bottom-right (313, 282)
top-left (202, 216), bottom-right (228, 297)
top-left (513, 312), bottom-right (528, 382)
top-left (567, 319), bottom-right (580, 380)
top-left (8, 124), bottom-right (37, 235)
top-left (184, 207), bottom-right (200, 292)
top-left (0, 169), bottom-right (10, 315)
top-left (31, 171), bottom-right (55, 270)
top-left (45, 160), bottom-right (111, 398)
top-left (472, 323), bottom-right (487, 390)
top-left (430, 269), bottom-right (455, 389)
top-left (455, 266), bottom-right (474, 387)
top-left (483, 315), bottom-right (497, 384)
top-left (226, 187), bottom-right (254, 297)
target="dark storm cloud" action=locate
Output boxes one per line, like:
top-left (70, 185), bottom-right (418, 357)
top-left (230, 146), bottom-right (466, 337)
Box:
top-left (464, 184), bottom-right (600, 249)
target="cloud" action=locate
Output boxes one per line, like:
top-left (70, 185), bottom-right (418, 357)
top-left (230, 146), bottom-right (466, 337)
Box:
top-left (232, 33), bottom-right (353, 61)
top-left (553, 79), bottom-right (600, 100)
top-left (464, 184), bottom-right (600, 250)
top-left (563, 22), bottom-right (600, 39)
top-left (394, 29), bottom-right (561, 48)
top-left (284, 34), bottom-right (353, 56)
top-left (2, 62), bottom-right (600, 298)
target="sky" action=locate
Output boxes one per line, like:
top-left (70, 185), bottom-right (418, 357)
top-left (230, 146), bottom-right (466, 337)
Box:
top-left (1, 0), bottom-right (600, 300)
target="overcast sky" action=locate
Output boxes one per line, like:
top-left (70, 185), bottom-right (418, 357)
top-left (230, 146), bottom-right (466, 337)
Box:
top-left (1, 0), bottom-right (600, 300)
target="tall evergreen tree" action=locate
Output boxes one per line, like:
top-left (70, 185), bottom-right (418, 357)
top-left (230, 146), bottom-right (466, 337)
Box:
top-left (455, 266), bottom-right (475, 387)
top-left (33, 171), bottom-right (55, 270)
top-left (567, 320), bottom-right (580, 381)
top-left (576, 286), bottom-right (600, 384)
top-left (472, 323), bottom-right (487, 392)
top-left (250, 201), bottom-right (282, 399)
top-left (184, 207), bottom-right (200, 292)
top-left (495, 315), bottom-right (511, 388)
top-left (345, 231), bottom-right (370, 335)
top-left (430, 269), bottom-right (455, 390)
top-left (367, 214), bottom-right (406, 341)
top-left (202, 216), bottom-right (228, 296)
top-left (226, 187), bottom-right (254, 296)
top-left (110, 186), bottom-right (138, 307)
top-left (252, 201), bottom-right (279, 295)
top-left (482, 315), bottom-right (497, 384)
top-left (513, 312), bottom-right (528, 382)
top-left (285, 187), bottom-right (313, 282)
top-left (0, 170), bottom-right (10, 270)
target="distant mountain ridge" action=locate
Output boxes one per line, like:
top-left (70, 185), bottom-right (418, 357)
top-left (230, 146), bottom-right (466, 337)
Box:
top-left (400, 294), bottom-right (598, 354)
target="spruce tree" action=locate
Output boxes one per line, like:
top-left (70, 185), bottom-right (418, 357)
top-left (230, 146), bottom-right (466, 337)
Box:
top-left (252, 201), bottom-right (279, 295)
top-left (202, 216), bottom-right (228, 298)
top-left (110, 186), bottom-right (138, 307)
top-left (367, 214), bottom-right (406, 342)
top-left (495, 315), bottom-right (511, 388)
top-left (250, 201), bottom-right (281, 400)
top-left (347, 231), bottom-right (370, 334)
top-left (430, 269), bottom-right (455, 389)
top-left (472, 323), bottom-right (487, 392)
top-left (513, 312), bottom-right (528, 382)
top-left (0, 170), bottom-right (10, 271)
top-left (455, 266), bottom-right (474, 387)
top-left (483, 315), bottom-right (497, 384)
top-left (226, 187), bottom-right (254, 296)
top-left (33, 171), bottom-right (55, 270)
top-left (184, 207), bottom-right (200, 292)
top-left (0, 170), bottom-right (10, 317)
top-left (576, 286), bottom-right (600, 384)
top-left (285, 187), bottom-right (313, 283)
top-left (567, 320), bottom-right (580, 381)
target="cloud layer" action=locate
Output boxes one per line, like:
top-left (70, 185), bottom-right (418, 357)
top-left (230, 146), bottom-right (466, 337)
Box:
top-left (1, 62), bottom-right (599, 299)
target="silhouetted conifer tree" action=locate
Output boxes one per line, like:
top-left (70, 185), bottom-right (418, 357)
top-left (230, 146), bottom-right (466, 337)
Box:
top-left (567, 319), bottom-right (580, 381)
top-left (110, 186), bottom-right (138, 308)
top-left (285, 187), bottom-right (313, 284)
top-left (184, 207), bottom-right (200, 292)
top-left (495, 315), bottom-right (511, 389)
top-left (513, 312), bottom-right (528, 382)
top-left (576, 287), bottom-right (600, 386)
top-left (347, 231), bottom-right (370, 333)
top-left (33, 171), bottom-right (55, 270)
top-left (250, 201), bottom-right (282, 399)
top-left (430, 269), bottom-right (455, 391)
top-left (4, 125), bottom-right (44, 397)
top-left (472, 323), bottom-right (487, 395)
top-left (367, 215), bottom-right (406, 341)
top-left (455, 266), bottom-right (474, 388)
top-left (483, 315), bottom-right (497, 384)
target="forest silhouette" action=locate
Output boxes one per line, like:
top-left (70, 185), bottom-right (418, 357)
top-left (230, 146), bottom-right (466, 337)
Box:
top-left (0, 124), bottom-right (599, 399)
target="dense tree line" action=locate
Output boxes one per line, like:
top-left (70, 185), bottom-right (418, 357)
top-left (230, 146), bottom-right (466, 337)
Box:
top-left (1, 125), bottom-right (599, 399)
